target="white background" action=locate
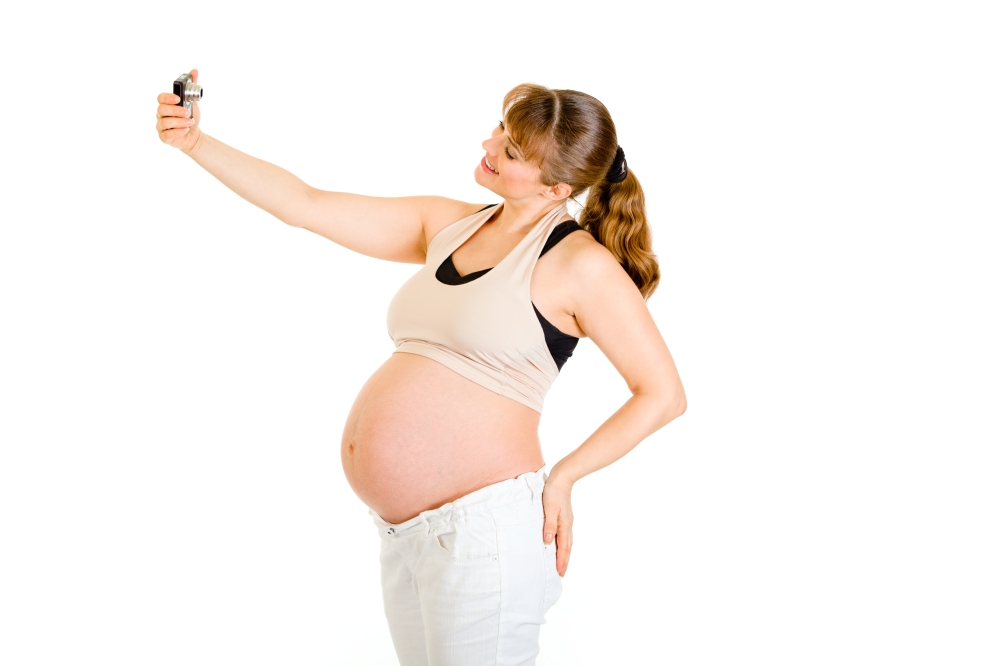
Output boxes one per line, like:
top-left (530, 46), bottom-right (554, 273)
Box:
top-left (2, 1), bottom-right (997, 664)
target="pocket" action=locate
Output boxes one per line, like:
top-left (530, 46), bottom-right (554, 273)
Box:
top-left (427, 515), bottom-right (498, 562)
top-left (540, 541), bottom-right (563, 615)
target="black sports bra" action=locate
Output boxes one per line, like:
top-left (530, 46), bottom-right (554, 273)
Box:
top-left (435, 204), bottom-right (581, 371)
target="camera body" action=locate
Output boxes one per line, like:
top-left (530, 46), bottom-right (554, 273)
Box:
top-left (173, 73), bottom-right (203, 118)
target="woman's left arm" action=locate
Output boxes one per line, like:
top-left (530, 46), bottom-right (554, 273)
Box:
top-left (543, 241), bottom-right (687, 577)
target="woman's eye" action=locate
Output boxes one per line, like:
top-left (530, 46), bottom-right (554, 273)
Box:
top-left (505, 147), bottom-right (515, 160)
top-left (498, 120), bottom-right (505, 130)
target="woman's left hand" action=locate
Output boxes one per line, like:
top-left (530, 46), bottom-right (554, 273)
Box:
top-left (542, 476), bottom-right (574, 577)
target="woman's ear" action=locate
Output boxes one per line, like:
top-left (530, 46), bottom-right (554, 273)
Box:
top-left (543, 182), bottom-right (573, 201)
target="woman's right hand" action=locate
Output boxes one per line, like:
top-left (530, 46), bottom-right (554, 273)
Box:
top-left (155, 68), bottom-right (201, 153)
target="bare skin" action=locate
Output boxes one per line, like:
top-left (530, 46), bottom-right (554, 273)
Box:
top-left (156, 70), bottom-right (686, 575)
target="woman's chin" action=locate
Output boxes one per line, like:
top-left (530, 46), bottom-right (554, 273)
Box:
top-left (473, 168), bottom-right (495, 192)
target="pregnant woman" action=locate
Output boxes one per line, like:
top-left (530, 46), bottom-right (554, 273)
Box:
top-left (156, 69), bottom-right (686, 666)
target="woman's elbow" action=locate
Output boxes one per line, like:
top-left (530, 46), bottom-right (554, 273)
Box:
top-left (660, 391), bottom-right (687, 424)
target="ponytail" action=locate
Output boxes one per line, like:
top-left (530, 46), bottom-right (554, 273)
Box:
top-left (502, 83), bottom-right (661, 299)
top-left (578, 169), bottom-right (660, 300)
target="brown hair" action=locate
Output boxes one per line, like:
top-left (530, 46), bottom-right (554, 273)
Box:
top-left (503, 83), bottom-right (660, 300)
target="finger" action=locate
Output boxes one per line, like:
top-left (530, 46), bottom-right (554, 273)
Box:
top-left (542, 505), bottom-right (559, 545)
top-left (158, 115), bottom-right (195, 132)
top-left (160, 127), bottom-right (190, 142)
top-left (157, 102), bottom-right (188, 118)
top-left (157, 92), bottom-right (181, 105)
top-left (190, 68), bottom-right (198, 84)
top-left (556, 529), bottom-right (572, 576)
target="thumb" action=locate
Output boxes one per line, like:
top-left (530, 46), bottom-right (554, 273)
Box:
top-left (543, 508), bottom-right (559, 545)
top-left (190, 68), bottom-right (198, 84)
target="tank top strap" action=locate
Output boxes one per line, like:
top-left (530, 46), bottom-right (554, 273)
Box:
top-left (427, 202), bottom-right (570, 284)
top-left (426, 205), bottom-right (499, 267)
top-left (494, 202), bottom-right (571, 288)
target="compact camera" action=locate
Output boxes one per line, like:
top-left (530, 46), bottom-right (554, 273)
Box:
top-left (173, 73), bottom-right (204, 118)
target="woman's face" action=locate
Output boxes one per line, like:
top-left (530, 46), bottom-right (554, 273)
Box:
top-left (474, 120), bottom-right (549, 201)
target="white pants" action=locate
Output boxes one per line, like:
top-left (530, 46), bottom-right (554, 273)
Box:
top-left (370, 468), bottom-right (563, 666)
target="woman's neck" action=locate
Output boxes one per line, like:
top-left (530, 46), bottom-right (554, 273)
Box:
top-left (492, 198), bottom-right (566, 236)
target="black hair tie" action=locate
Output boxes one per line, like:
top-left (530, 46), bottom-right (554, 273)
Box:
top-left (605, 146), bottom-right (628, 184)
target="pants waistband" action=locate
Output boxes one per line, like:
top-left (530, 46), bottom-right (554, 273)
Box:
top-left (369, 466), bottom-right (547, 537)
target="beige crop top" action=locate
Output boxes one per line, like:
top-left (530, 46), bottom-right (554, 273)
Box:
top-left (386, 202), bottom-right (573, 413)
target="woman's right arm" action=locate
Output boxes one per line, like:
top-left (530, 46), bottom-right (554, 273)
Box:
top-left (155, 71), bottom-right (480, 264)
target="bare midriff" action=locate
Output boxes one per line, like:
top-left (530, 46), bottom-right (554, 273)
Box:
top-left (341, 351), bottom-right (544, 524)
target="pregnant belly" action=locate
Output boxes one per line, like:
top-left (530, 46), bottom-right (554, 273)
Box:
top-left (341, 351), bottom-right (544, 524)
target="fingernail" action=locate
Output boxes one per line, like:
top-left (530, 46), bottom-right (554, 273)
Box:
top-left (544, 533), bottom-right (553, 544)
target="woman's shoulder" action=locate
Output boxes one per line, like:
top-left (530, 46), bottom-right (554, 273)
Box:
top-left (551, 222), bottom-right (631, 297)
top-left (548, 219), bottom-right (603, 264)
top-left (419, 197), bottom-right (496, 243)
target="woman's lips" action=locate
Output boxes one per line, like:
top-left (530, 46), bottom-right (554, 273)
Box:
top-left (480, 156), bottom-right (499, 175)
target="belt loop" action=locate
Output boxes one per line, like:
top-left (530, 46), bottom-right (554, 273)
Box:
top-left (532, 469), bottom-right (546, 504)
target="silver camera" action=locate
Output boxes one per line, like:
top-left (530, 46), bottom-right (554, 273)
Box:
top-left (173, 73), bottom-right (203, 118)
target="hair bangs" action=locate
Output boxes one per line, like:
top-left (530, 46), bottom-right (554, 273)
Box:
top-left (502, 84), bottom-right (558, 171)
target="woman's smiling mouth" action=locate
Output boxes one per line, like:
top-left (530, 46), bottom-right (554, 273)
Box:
top-left (481, 155), bottom-right (500, 175)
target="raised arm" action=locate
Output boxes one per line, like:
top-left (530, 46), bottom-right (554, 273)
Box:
top-left (155, 69), bottom-right (483, 264)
